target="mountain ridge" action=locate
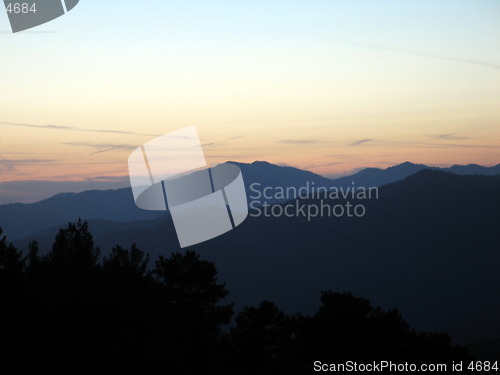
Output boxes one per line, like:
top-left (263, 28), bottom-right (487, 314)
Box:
top-left (8, 169), bottom-right (500, 346)
top-left (1, 161), bottom-right (499, 240)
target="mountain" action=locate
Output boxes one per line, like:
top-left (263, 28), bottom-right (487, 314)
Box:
top-left (0, 161), bottom-right (331, 241)
top-left (13, 216), bottom-right (168, 254)
top-left (233, 160), bottom-right (500, 204)
top-left (11, 169), bottom-right (500, 346)
top-left (331, 161), bottom-right (429, 187)
top-left (0, 188), bottom-right (165, 240)
top-left (231, 160), bottom-right (332, 188)
top-left (0, 178), bottom-right (129, 205)
top-left (1, 161), bottom-right (499, 241)
top-left (331, 161), bottom-right (500, 188)
top-left (448, 163), bottom-right (500, 175)
top-left (199, 170), bottom-right (500, 345)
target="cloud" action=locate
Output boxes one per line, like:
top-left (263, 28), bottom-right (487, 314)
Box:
top-left (204, 154), bottom-right (254, 159)
top-left (347, 137), bottom-right (499, 149)
top-left (278, 139), bottom-right (318, 144)
top-left (368, 140), bottom-right (500, 149)
top-left (63, 142), bottom-right (137, 155)
top-left (0, 121), bottom-right (158, 137)
top-left (303, 161), bottom-right (346, 170)
top-left (87, 175), bottom-right (129, 183)
top-left (0, 158), bottom-right (58, 175)
top-left (0, 158), bottom-right (56, 164)
top-left (326, 39), bottom-right (500, 71)
top-left (90, 148), bottom-right (117, 155)
top-left (428, 133), bottom-right (469, 140)
top-left (422, 142), bottom-right (500, 149)
top-left (350, 138), bottom-right (374, 146)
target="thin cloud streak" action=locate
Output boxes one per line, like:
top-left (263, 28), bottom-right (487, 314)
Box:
top-left (0, 121), bottom-right (158, 137)
top-left (351, 139), bottom-right (500, 149)
top-left (0, 158), bottom-right (59, 175)
top-left (428, 133), bottom-right (469, 140)
top-left (90, 148), bottom-right (117, 155)
top-left (63, 142), bottom-right (137, 155)
top-left (350, 138), bottom-right (374, 146)
top-left (279, 139), bottom-right (318, 144)
top-left (327, 39), bottom-right (500, 71)
top-left (0, 158), bottom-right (57, 163)
top-left (303, 161), bottom-right (347, 170)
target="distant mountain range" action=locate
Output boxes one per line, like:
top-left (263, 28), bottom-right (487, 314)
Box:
top-left (234, 160), bottom-right (500, 190)
top-left (1, 161), bottom-right (499, 241)
top-left (0, 179), bottom-right (129, 205)
top-left (331, 161), bottom-right (500, 187)
top-left (0, 188), bottom-right (165, 240)
top-left (8, 169), bottom-right (500, 348)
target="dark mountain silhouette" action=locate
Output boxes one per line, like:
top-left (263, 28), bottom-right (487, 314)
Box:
top-left (200, 170), bottom-right (500, 345)
top-left (331, 161), bottom-right (500, 188)
top-left (331, 161), bottom-right (429, 187)
top-left (0, 178), bottom-right (129, 205)
top-left (231, 160), bottom-right (333, 188)
top-left (448, 163), bottom-right (500, 175)
top-left (0, 223), bottom-right (472, 373)
top-left (13, 217), bottom-right (168, 254)
top-left (2, 161), bottom-right (499, 241)
top-left (11, 169), bottom-right (500, 347)
top-left (0, 188), bottom-right (165, 240)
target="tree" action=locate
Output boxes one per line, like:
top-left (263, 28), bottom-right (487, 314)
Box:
top-left (294, 291), bottom-right (471, 363)
top-left (154, 251), bottom-right (233, 325)
top-left (154, 250), bottom-right (234, 373)
top-left (49, 219), bottom-right (100, 274)
top-left (0, 226), bottom-right (24, 277)
top-left (0, 222), bottom-right (473, 373)
top-left (230, 301), bottom-right (293, 374)
top-left (0, 228), bottom-right (28, 370)
top-left (103, 243), bottom-right (150, 280)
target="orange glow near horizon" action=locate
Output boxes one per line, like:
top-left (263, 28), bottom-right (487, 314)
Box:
top-left (1, 1), bottom-right (499, 184)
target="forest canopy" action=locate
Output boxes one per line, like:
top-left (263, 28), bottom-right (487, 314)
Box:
top-left (0, 220), bottom-right (471, 374)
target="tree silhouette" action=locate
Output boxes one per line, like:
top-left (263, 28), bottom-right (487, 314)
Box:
top-left (0, 222), bottom-right (474, 374)
top-left (49, 219), bottom-right (100, 274)
top-left (0, 227), bottom-right (28, 371)
top-left (293, 291), bottom-right (471, 366)
top-left (154, 250), bottom-right (234, 373)
top-left (0, 226), bottom-right (24, 276)
top-left (230, 301), bottom-right (293, 374)
top-left (103, 243), bottom-right (150, 280)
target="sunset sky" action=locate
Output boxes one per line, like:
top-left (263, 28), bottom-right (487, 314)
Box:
top-left (1, 0), bottom-right (499, 201)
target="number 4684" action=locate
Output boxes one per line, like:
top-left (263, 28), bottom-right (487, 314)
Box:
top-left (5, 3), bottom-right (37, 14)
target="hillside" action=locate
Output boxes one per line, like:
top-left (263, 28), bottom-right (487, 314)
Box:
top-left (2, 161), bottom-right (499, 240)
top-left (10, 170), bottom-right (500, 345)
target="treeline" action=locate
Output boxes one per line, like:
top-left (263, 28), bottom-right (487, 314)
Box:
top-left (0, 220), bottom-right (470, 374)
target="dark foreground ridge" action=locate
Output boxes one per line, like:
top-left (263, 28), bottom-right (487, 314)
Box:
top-left (8, 170), bottom-right (500, 349)
top-left (1, 220), bottom-right (472, 374)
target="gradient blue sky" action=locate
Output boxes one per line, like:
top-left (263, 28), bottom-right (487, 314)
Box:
top-left (1, 0), bottom-right (499, 202)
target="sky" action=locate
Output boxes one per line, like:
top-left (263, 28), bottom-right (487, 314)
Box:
top-left (1, 0), bottom-right (499, 202)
